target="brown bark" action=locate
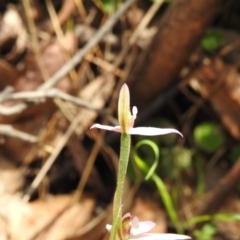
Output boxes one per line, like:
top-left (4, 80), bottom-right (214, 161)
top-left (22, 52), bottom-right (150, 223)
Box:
top-left (128, 0), bottom-right (225, 110)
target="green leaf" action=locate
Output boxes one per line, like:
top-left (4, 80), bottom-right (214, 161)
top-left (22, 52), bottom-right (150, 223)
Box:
top-left (101, 0), bottom-right (118, 13)
top-left (200, 29), bottom-right (225, 52)
top-left (184, 213), bottom-right (240, 227)
top-left (152, 0), bottom-right (173, 2)
top-left (194, 122), bottom-right (225, 153)
top-left (193, 223), bottom-right (217, 240)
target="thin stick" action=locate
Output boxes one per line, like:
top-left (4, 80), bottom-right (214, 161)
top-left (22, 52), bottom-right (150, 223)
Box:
top-left (22, 0), bottom-right (49, 81)
top-left (129, 0), bottom-right (164, 44)
top-left (9, 89), bottom-right (101, 111)
top-left (74, 0), bottom-right (87, 20)
top-left (39, 0), bottom-right (137, 90)
top-left (113, 0), bottom-right (163, 68)
top-left (0, 88), bottom-right (118, 125)
top-left (22, 112), bottom-right (84, 202)
top-left (0, 124), bottom-right (37, 143)
top-left (0, 0), bottom-right (137, 117)
top-left (73, 48), bottom-right (137, 202)
top-left (45, 0), bottom-right (79, 86)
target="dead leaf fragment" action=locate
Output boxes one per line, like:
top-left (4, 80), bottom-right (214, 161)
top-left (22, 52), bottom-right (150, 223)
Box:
top-left (0, 194), bottom-right (95, 240)
top-left (0, 59), bottom-right (19, 90)
top-left (0, 5), bottom-right (27, 61)
top-left (131, 197), bottom-right (167, 234)
top-left (188, 59), bottom-right (240, 140)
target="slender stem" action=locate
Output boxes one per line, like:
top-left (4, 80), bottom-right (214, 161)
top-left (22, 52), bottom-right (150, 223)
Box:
top-left (110, 133), bottom-right (131, 240)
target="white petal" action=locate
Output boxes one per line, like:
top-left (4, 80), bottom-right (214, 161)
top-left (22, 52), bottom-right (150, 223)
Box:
top-left (90, 124), bottom-right (122, 133)
top-left (132, 216), bottom-right (139, 228)
top-left (129, 233), bottom-right (191, 240)
top-left (106, 224), bottom-right (112, 232)
top-left (129, 127), bottom-right (183, 137)
top-left (131, 221), bottom-right (155, 235)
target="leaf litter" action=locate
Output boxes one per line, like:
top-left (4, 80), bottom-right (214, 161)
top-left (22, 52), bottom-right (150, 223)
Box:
top-left (0, 1), bottom-right (240, 240)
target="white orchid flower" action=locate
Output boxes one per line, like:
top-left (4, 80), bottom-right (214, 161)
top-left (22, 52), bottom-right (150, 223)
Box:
top-left (106, 213), bottom-right (190, 240)
top-left (91, 84), bottom-right (182, 137)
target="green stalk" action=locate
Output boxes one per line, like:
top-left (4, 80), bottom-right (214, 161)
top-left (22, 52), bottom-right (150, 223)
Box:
top-left (110, 133), bottom-right (131, 240)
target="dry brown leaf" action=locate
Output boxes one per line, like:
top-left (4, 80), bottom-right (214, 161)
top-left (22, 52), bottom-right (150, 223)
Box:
top-left (0, 32), bottom-right (79, 162)
top-left (131, 196), bottom-right (167, 233)
top-left (0, 60), bottom-right (19, 90)
top-left (41, 31), bottom-right (77, 92)
top-left (215, 194), bottom-right (240, 240)
top-left (188, 59), bottom-right (240, 140)
top-left (72, 74), bottom-right (115, 136)
top-left (0, 5), bottom-right (27, 62)
top-left (0, 155), bottom-right (23, 194)
top-left (67, 136), bottom-right (105, 193)
top-left (0, 31), bottom-right (77, 123)
top-left (34, 195), bottom-right (95, 240)
top-left (15, 31), bottom-right (77, 93)
top-left (66, 207), bottom-right (111, 240)
top-left (0, 194), bottom-right (95, 240)
top-left (1, 113), bottom-right (48, 163)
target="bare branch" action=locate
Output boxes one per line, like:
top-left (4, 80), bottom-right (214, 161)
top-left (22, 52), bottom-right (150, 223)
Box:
top-left (0, 88), bottom-right (100, 111)
top-left (23, 78), bottom-right (115, 202)
top-left (0, 0), bottom-right (137, 116)
top-left (0, 124), bottom-right (38, 143)
top-left (39, 0), bottom-right (137, 91)
top-left (0, 103), bottom-right (28, 116)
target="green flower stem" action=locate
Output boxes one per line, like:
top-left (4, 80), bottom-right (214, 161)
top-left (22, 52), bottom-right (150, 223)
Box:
top-left (110, 133), bottom-right (131, 240)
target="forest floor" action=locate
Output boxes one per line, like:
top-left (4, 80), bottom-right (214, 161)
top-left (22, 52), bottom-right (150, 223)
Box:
top-left (0, 0), bottom-right (240, 240)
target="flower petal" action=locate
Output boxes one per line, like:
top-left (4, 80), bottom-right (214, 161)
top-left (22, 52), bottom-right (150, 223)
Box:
top-left (129, 127), bottom-right (183, 137)
top-left (131, 221), bottom-right (155, 235)
top-left (90, 124), bottom-right (122, 133)
top-left (132, 216), bottom-right (139, 228)
top-left (129, 233), bottom-right (191, 240)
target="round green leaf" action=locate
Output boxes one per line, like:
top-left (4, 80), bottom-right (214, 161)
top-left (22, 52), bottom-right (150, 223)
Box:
top-left (194, 122), bottom-right (225, 153)
top-left (200, 29), bottom-right (224, 52)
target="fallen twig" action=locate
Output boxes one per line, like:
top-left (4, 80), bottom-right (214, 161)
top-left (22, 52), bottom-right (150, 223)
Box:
top-left (0, 103), bottom-right (28, 116)
top-left (0, 88), bottom-right (100, 111)
top-left (39, 0), bottom-right (137, 90)
top-left (0, 124), bottom-right (38, 143)
top-left (23, 78), bottom-right (115, 202)
top-left (0, 0), bottom-right (137, 116)
top-left (22, 112), bottom-right (85, 202)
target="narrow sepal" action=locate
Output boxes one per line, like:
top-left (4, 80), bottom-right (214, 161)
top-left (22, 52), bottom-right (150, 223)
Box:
top-left (90, 124), bottom-right (122, 133)
top-left (129, 127), bottom-right (183, 137)
top-left (129, 233), bottom-right (191, 240)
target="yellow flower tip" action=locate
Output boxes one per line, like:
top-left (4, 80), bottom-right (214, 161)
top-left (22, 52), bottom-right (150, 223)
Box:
top-left (118, 84), bottom-right (130, 133)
